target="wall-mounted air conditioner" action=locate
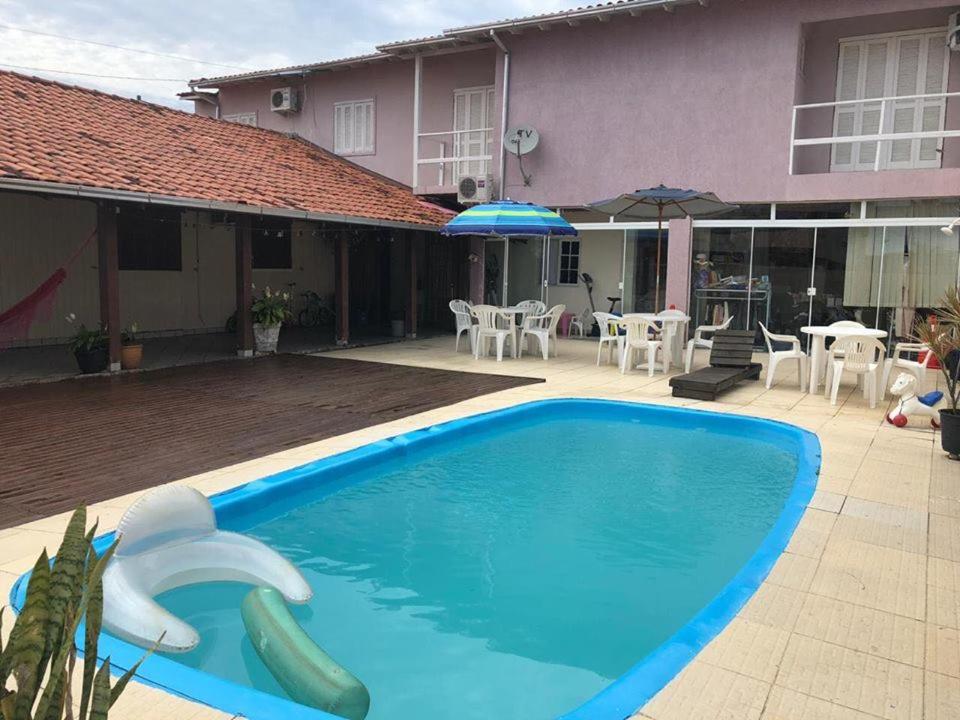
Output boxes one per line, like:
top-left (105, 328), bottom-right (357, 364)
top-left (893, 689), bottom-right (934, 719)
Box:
top-left (270, 87), bottom-right (299, 113)
top-left (457, 174), bottom-right (494, 205)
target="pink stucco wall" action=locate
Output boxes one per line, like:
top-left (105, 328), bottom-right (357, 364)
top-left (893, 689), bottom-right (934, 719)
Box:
top-left (499, 0), bottom-right (960, 206)
top-left (215, 60), bottom-right (416, 185)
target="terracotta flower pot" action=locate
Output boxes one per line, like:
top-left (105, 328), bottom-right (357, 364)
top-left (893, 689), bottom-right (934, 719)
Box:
top-left (74, 347), bottom-right (108, 374)
top-left (254, 323), bottom-right (281, 354)
top-left (121, 343), bottom-right (143, 370)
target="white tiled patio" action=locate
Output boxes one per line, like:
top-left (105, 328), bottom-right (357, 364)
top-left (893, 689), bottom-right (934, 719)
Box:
top-left (1, 335), bottom-right (957, 720)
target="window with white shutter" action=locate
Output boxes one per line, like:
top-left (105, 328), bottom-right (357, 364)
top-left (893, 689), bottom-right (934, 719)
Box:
top-left (453, 86), bottom-right (494, 181)
top-left (333, 99), bottom-right (375, 155)
top-left (832, 29), bottom-right (948, 172)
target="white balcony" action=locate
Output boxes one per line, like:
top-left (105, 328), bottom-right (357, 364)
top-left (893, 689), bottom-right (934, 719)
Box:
top-left (414, 128), bottom-right (493, 192)
top-left (789, 91), bottom-right (960, 175)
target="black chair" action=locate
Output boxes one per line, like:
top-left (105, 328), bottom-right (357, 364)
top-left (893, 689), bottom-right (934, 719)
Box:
top-left (669, 329), bottom-right (761, 400)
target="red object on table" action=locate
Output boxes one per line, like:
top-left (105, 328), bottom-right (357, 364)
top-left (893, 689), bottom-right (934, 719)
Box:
top-left (918, 350), bottom-right (941, 370)
top-left (559, 312), bottom-right (575, 336)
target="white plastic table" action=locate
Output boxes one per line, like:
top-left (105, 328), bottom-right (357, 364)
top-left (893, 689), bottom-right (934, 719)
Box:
top-left (801, 326), bottom-right (887, 391)
top-left (625, 313), bottom-right (690, 371)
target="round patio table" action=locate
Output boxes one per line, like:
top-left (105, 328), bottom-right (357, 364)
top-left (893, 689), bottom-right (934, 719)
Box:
top-left (801, 325), bottom-right (887, 392)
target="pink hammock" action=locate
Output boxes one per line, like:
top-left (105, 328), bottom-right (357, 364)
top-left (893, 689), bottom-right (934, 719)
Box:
top-left (0, 229), bottom-right (97, 348)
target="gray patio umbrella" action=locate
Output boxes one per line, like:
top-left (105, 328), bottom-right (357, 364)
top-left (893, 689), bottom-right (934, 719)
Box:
top-left (587, 185), bottom-right (737, 312)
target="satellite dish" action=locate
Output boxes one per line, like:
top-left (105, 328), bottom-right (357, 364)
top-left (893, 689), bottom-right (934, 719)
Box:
top-left (504, 125), bottom-right (540, 156)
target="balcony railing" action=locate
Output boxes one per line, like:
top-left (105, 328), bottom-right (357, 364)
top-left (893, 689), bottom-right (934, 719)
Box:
top-left (789, 91), bottom-right (960, 175)
top-left (414, 128), bottom-right (493, 188)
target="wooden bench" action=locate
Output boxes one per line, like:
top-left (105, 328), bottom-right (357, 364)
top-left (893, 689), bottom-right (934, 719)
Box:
top-left (669, 329), bottom-right (761, 400)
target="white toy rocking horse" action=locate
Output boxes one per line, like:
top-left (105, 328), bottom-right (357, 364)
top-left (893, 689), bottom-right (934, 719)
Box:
top-left (886, 372), bottom-right (943, 428)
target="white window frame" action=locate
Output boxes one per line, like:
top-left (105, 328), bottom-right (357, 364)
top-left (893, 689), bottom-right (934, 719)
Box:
top-left (557, 239), bottom-right (581, 286)
top-left (334, 99), bottom-right (376, 156)
top-left (222, 112), bottom-right (258, 127)
top-left (831, 27), bottom-right (949, 172)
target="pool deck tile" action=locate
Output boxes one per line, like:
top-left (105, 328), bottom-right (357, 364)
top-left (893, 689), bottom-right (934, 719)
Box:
top-left (2, 336), bottom-right (958, 720)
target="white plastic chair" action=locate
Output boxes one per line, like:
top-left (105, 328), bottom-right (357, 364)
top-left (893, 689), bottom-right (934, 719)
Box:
top-left (656, 309), bottom-right (688, 372)
top-left (684, 315), bottom-right (734, 373)
top-left (829, 320), bottom-right (865, 329)
top-left (593, 311), bottom-right (622, 366)
top-left (880, 342), bottom-right (933, 397)
top-left (514, 300), bottom-right (546, 330)
top-left (824, 336), bottom-right (885, 408)
top-left (619, 317), bottom-right (661, 377)
top-left (520, 304), bottom-right (565, 359)
top-left (472, 305), bottom-right (516, 361)
top-left (449, 299), bottom-right (477, 353)
top-left (569, 309), bottom-right (591, 338)
top-left (759, 322), bottom-right (807, 391)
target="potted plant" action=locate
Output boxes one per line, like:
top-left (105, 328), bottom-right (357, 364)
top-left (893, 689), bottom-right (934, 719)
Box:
top-left (66, 314), bottom-right (108, 374)
top-left (121, 322), bottom-right (143, 370)
top-left (914, 287), bottom-right (960, 459)
top-left (251, 285), bottom-right (291, 354)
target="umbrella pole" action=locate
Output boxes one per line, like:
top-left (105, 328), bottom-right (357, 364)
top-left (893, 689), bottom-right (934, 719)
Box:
top-left (654, 204), bottom-right (663, 313)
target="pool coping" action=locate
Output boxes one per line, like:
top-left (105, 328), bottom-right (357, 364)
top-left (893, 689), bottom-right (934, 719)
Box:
top-left (10, 398), bottom-right (820, 720)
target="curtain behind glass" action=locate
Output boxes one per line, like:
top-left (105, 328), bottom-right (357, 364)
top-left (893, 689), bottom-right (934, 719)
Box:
top-left (906, 201), bottom-right (959, 307)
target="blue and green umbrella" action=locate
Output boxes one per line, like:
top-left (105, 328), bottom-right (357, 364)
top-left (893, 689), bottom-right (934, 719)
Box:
top-left (440, 199), bottom-right (577, 237)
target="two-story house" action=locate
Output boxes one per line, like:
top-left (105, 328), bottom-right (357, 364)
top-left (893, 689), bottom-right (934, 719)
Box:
top-left (187, 0), bottom-right (960, 342)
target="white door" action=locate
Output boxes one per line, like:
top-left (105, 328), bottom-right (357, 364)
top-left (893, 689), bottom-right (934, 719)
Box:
top-left (832, 30), bottom-right (948, 172)
top-left (453, 86), bottom-right (494, 181)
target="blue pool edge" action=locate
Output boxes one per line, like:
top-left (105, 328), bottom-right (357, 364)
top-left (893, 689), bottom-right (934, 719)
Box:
top-left (10, 398), bottom-right (821, 720)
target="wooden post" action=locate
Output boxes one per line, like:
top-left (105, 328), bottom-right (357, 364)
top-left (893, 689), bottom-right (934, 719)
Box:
top-left (336, 235), bottom-right (350, 346)
top-left (235, 215), bottom-right (254, 357)
top-left (406, 232), bottom-right (418, 338)
top-left (97, 203), bottom-right (121, 372)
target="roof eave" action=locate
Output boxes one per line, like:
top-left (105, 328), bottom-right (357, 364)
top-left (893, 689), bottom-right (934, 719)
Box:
top-left (444, 0), bottom-right (694, 37)
top-left (0, 177), bottom-right (445, 231)
top-left (190, 53), bottom-right (395, 89)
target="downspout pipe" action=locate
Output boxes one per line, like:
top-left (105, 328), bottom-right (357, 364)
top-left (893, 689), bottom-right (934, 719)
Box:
top-left (490, 30), bottom-right (510, 200)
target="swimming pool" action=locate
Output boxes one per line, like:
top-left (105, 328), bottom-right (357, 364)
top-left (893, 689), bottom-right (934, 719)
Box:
top-left (12, 399), bottom-right (819, 720)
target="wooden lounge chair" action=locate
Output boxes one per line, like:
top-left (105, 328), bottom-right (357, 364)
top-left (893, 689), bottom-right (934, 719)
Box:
top-left (669, 329), bottom-right (761, 400)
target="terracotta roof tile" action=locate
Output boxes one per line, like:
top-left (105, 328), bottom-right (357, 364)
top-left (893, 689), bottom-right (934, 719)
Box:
top-left (0, 71), bottom-right (453, 228)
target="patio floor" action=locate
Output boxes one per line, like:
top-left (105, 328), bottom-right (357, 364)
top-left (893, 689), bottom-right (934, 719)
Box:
top-left (0, 353), bottom-right (540, 528)
top-left (0, 335), bottom-right (957, 720)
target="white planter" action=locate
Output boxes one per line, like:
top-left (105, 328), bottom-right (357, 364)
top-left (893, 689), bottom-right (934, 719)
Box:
top-left (253, 323), bottom-right (281, 354)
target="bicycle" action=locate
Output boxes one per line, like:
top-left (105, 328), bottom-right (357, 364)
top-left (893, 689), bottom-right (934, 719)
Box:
top-left (298, 290), bottom-right (335, 327)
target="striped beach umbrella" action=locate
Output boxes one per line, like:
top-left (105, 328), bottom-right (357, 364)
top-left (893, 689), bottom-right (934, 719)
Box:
top-left (440, 200), bottom-right (577, 237)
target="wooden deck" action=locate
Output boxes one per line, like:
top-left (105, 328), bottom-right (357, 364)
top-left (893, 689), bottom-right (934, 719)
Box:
top-left (0, 354), bottom-right (541, 529)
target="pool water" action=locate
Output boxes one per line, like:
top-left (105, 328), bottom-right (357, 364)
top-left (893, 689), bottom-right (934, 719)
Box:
top-left (154, 405), bottom-right (801, 720)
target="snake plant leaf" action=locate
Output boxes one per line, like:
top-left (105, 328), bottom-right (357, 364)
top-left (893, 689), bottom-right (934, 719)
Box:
top-left (0, 688), bottom-right (15, 720)
top-left (78, 544), bottom-right (103, 720)
top-left (5, 551), bottom-right (52, 717)
top-left (36, 540), bottom-right (117, 720)
top-left (46, 508), bottom-right (88, 664)
top-left (108, 633), bottom-right (162, 709)
top-left (88, 657), bottom-right (111, 720)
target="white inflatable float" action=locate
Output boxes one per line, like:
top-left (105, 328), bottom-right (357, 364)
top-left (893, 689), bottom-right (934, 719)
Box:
top-left (102, 486), bottom-right (312, 653)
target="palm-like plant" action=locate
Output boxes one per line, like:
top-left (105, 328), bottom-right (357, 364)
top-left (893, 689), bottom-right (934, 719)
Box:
top-left (914, 286), bottom-right (960, 412)
top-left (1, 508), bottom-right (152, 720)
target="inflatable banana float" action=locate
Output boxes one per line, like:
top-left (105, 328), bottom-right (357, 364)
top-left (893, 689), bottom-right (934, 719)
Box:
top-left (102, 486), bottom-right (312, 653)
top-left (242, 587), bottom-right (370, 720)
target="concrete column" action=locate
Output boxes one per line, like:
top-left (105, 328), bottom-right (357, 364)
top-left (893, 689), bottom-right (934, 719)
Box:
top-left (97, 203), bottom-right (121, 372)
top-left (234, 215), bottom-right (254, 357)
top-left (665, 217), bottom-right (693, 312)
top-left (406, 232), bottom-right (419, 338)
top-left (336, 235), bottom-right (350, 346)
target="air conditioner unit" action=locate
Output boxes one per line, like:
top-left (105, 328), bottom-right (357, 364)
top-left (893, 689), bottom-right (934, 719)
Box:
top-left (457, 174), bottom-right (494, 205)
top-left (950, 12), bottom-right (960, 51)
top-left (270, 87), bottom-right (299, 113)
